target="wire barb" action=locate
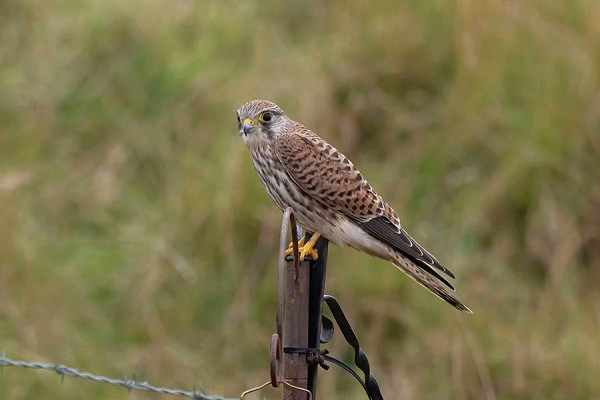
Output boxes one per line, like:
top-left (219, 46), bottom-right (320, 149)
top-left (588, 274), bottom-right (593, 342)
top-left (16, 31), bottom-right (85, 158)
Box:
top-left (0, 353), bottom-right (237, 400)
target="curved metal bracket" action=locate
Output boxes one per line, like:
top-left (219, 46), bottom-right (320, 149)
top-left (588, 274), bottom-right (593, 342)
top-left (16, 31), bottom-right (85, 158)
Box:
top-left (321, 295), bottom-right (384, 400)
top-left (277, 208), bottom-right (300, 342)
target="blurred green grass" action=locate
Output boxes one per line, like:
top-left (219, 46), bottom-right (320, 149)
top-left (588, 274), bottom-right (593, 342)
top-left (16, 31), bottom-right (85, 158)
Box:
top-left (1, 0), bottom-right (599, 399)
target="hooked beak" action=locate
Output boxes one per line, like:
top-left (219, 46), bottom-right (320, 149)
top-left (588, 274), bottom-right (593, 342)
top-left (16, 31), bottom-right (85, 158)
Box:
top-left (242, 118), bottom-right (256, 135)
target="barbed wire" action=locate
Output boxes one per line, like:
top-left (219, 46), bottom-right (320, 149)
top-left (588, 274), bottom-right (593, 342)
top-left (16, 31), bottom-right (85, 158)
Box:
top-left (0, 352), bottom-right (238, 400)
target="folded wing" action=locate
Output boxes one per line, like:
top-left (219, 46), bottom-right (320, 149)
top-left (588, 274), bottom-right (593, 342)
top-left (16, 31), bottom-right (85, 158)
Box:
top-left (275, 131), bottom-right (457, 291)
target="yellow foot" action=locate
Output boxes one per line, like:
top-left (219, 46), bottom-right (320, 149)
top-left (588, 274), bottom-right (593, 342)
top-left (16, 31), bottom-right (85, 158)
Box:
top-left (284, 235), bottom-right (305, 258)
top-left (284, 232), bottom-right (321, 261)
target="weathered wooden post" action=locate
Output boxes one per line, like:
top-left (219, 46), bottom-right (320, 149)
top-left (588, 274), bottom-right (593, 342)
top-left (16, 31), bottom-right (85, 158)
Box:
top-left (282, 254), bottom-right (311, 400)
top-left (271, 208), bottom-right (329, 400)
top-left (283, 233), bottom-right (329, 400)
top-left (270, 208), bottom-right (381, 400)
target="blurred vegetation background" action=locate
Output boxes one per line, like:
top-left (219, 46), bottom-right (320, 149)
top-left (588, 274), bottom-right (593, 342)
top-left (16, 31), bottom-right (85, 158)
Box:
top-left (1, 0), bottom-right (599, 399)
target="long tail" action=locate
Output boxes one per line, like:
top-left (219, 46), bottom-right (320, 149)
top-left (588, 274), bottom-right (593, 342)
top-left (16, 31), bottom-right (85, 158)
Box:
top-left (391, 252), bottom-right (473, 313)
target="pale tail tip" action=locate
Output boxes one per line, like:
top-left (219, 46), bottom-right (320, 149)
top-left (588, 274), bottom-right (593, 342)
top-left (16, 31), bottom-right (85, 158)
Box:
top-left (459, 304), bottom-right (474, 314)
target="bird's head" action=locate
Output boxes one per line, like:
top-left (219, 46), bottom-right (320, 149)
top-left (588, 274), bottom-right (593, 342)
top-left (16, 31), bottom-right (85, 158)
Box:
top-left (236, 99), bottom-right (290, 146)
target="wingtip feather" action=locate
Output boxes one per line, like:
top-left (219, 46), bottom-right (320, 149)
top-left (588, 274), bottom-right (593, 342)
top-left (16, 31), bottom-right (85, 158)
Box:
top-left (391, 254), bottom-right (472, 314)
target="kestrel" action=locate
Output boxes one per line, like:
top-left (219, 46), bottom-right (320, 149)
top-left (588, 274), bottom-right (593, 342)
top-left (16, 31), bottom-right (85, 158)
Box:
top-left (236, 99), bottom-right (471, 313)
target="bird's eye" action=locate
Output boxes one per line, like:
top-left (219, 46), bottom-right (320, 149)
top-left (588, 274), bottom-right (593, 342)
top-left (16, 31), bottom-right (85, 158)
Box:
top-left (259, 112), bottom-right (272, 124)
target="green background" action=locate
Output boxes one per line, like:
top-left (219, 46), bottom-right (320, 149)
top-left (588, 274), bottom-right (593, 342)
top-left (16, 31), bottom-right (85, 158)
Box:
top-left (1, 0), bottom-right (599, 399)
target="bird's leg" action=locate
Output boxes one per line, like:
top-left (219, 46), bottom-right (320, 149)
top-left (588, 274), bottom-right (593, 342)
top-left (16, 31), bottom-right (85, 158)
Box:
top-left (283, 232), bottom-right (320, 261)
